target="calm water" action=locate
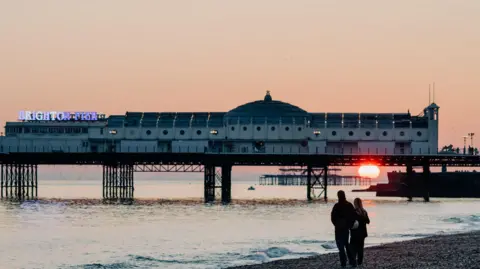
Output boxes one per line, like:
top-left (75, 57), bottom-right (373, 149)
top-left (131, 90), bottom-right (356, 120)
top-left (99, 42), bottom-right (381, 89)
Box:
top-left (1, 169), bottom-right (479, 269)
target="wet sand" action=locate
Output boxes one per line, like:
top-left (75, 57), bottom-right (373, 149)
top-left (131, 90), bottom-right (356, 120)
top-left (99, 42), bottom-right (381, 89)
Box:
top-left (228, 231), bottom-right (480, 269)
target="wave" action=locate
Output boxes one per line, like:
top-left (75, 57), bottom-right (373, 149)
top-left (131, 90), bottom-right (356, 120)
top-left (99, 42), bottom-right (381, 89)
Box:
top-left (71, 262), bottom-right (132, 269)
top-left (443, 214), bottom-right (480, 224)
top-left (396, 233), bottom-right (437, 238)
top-left (286, 239), bottom-right (326, 245)
top-left (321, 241), bottom-right (337, 250)
top-left (243, 246), bottom-right (320, 263)
top-left (69, 254), bottom-right (211, 269)
top-left (128, 254), bottom-right (209, 265)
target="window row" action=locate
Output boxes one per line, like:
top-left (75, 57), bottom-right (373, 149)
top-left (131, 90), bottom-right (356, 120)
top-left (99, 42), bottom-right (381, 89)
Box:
top-left (330, 130), bottom-right (423, 137)
top-left (6, 127), bottom-right (88, 135)
top-left (110, 128), bottom-right (424, 137)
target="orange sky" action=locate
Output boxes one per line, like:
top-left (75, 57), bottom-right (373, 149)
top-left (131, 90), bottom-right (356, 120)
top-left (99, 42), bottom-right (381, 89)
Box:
top-left (1, 1), bottom-right (479, 148)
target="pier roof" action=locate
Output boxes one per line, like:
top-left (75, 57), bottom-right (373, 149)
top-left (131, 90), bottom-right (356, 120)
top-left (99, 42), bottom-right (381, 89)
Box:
top-left (225, 91), bottom-right (308, 119)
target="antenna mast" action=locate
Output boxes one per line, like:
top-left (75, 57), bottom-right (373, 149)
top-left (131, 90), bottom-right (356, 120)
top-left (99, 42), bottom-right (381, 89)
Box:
top-left (429, 84), bottom-right (431, 104)
top-left (433, 82), bottom-right (435, 103)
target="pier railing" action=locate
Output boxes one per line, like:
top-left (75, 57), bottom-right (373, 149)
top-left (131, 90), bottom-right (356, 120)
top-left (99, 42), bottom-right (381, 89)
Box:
top-left (1, 144), bottom-right (476, 156)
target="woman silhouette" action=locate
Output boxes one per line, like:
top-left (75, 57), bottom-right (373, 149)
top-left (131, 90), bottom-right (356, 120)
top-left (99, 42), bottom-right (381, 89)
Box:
top-left (350, 198), bottom-right (370, 266)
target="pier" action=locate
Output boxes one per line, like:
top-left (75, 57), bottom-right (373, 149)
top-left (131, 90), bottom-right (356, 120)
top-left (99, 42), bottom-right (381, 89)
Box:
top-left (1, 152), bottom-right (480, 203)
top-left (0, 92), bottom-right (459, 203)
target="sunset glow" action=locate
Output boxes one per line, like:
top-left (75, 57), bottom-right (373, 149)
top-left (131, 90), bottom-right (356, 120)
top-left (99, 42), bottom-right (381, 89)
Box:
top-left (358, 165), bottom-right (380, 179)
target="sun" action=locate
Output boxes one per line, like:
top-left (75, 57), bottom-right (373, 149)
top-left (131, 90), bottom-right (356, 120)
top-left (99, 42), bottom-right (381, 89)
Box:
top-left (358, 165), bottom-right (380, 178)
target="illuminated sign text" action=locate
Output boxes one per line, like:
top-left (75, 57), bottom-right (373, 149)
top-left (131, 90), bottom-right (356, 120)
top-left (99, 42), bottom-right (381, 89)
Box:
top-left (18, 111), bottom-right (105, 121)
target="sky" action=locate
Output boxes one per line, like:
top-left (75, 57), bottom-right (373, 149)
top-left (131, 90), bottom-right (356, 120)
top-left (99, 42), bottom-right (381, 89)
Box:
top-left (1, 0), bottom-right (479, 148)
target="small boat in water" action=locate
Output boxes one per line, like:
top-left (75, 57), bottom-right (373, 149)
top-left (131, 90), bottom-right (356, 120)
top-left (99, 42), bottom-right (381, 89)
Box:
top-left (248, 186), bottom-right (255, 191)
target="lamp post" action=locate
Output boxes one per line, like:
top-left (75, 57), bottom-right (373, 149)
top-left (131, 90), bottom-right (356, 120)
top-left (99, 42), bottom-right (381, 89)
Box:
top-left (468, 133), bottom-right (475, 148)
top-left (467, 133), bottom-right (475, 155)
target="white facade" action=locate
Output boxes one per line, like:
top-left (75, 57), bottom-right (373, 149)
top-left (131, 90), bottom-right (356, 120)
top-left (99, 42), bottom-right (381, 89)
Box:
top-left (0, 94), bottom-right (440, 155)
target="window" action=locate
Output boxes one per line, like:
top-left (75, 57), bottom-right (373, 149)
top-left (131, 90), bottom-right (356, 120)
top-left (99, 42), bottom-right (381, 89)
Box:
top-left (332, 131), bottom-right (337, 136)
top-left (349, 131), bottom-right (354, 136)
top-left (417, 131), bottom-right (422, 137)
top-left (109, 130), bottom-right (117, 135)
top-left (100, 128), bottom-right (104, 135)
top-left (180, 130), bottom-right (185, 135)
top-left (256, 126), bottom-right (261, 131)
top-left (382, 131), bottom-right (388, 136)
top-left (271, 126), bottom-right (275, 131)
top-left (163, 130), bottom-right (168, 135)
top-left (400, 131), bottom-right (405, 136)
top-left (285, 127), bottom-right (290, 131)
top-left (231, 126), bottom-right (235, 131)
top-left (146, 130), bottom-right (152, 135)
top-left (298, 127), bottom-right (302, 131)
top-left (197, 130), bottom-right (202, 135)
top-left (366, 131), bottom-right (371, 136)
top-left (243, 126), bottom-right (247, 131)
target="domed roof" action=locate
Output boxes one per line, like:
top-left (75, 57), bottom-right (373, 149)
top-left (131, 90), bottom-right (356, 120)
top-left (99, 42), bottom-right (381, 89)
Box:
top-left (226, 91), bottom-right (308, 118)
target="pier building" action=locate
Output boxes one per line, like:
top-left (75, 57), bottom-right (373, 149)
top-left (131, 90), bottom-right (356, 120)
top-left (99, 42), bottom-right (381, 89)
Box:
top-left (0, 92), bottom-right (440, 155)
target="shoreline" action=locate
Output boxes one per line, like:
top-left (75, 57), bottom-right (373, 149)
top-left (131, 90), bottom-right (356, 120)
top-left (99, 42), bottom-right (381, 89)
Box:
top-left (227, 230), bottom-right (480, 269)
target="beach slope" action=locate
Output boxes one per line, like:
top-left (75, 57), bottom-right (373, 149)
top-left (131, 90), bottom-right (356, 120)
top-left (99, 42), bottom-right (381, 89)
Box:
top-left (228, 231), bottom-right (480, 269)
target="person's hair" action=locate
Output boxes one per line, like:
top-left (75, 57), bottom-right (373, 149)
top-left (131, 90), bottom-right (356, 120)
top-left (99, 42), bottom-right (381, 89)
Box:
top-left (337, 190), bottom-right (346, 202)
top-left (354, 198), bottom-right (364, 210)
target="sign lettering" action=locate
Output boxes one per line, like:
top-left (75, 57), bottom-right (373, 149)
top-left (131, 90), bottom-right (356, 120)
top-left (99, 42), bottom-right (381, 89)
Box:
top-left (18, 111), bottom-right (105, 121)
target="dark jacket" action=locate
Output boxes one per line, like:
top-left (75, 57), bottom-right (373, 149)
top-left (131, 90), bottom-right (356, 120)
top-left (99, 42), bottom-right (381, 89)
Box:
top-left (331, 201), bottom-right (356, 234)
top-left (351, 209), bottom-right (370, 239)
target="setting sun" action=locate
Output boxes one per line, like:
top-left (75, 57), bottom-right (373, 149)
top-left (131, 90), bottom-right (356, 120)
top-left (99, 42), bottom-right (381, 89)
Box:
top-left (358, 165), bottom-right (380, 179)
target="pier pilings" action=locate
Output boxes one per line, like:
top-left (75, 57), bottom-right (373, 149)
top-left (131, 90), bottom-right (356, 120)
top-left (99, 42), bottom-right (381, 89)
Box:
top-left (0, 163), bottom-right (38, 200)
top-left (221, 165), bottom-right (232, 204)
top-left (102, 164), bottom-right (134, 200)
top-left (204, 164), bottom-right (232, 204)
top-left (422, 163), bottom-right (431, 202)
top-left (306, 166), bottom-right (328, 202)
top-left (405, 164), bottom-right (414, 201)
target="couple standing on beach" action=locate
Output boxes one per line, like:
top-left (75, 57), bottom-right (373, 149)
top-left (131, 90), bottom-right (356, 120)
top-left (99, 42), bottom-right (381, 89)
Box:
top-left (331, 190), bottom-right (370, 268)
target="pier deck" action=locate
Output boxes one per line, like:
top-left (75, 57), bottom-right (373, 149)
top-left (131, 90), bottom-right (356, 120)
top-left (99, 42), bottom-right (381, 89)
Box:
top-left (1, 152), bottom-right (480, 203)
top-left (1, 152), bottom-right (480, 166)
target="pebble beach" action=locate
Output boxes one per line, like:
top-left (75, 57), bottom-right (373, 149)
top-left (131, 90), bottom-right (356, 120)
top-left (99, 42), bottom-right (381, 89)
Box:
top-left (228, 231), bottom-right (480, 269)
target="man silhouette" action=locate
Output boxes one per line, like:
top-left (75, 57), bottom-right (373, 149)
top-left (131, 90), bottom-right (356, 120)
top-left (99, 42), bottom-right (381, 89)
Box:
top-left (331, 190), bottom-right (356, 267)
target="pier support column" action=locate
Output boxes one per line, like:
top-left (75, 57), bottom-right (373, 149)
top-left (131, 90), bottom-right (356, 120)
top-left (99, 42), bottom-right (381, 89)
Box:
top-left (204, 164), bottom-right (232, 204)
top-left (306, 166), bottom-right (328, 202)
top-left (221, 165), bottom-right (232, 204)
top-left (323, 166), bottom-right (328, 202)
top-left (422, 163), bottom-right (431, 202)
top-left (307, 166), bottom-right (312, 201)
top-left (102, 164), bottom-right (134, 200)
top-left (405, 164), bottom-right (413, 201)
top-left (1, 164), bottom-right (38, 200)
top-left (204, 165), bottom-right (216, 203)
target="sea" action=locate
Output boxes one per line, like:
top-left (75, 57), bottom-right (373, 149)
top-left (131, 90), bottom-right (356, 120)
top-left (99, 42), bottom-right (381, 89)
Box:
top-left (0, 166), bottom-right (479, 269)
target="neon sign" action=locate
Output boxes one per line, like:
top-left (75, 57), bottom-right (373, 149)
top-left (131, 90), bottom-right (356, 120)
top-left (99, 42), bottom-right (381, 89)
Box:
top-left (18, 111), bottom-right (105, 121)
